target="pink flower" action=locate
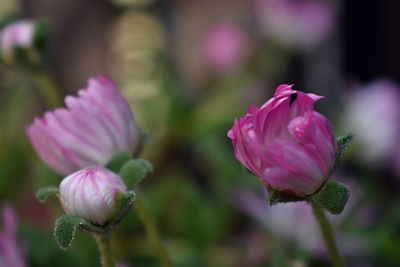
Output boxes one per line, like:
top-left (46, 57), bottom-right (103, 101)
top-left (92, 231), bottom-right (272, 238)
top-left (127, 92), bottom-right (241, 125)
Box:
top-left (227, 85), bottom-right (337, 197)
top-left (0, 205), bottom-right (27, 267)
top-left (202, 21), bottom-right (247, 72)
top-left (253, 0), bottom-right (334, 50)
top-left (59, 167), bottom-right (128, 225)
top-left (26, 76), bottom-right (139, 175)
top-left (0, 20), bottom-right (35, 62)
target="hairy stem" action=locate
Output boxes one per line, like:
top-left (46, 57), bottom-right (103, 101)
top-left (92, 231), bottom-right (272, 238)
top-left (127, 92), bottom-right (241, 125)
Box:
top-left (93, 233), bottom-right (115, 267)
top-left (33, 70), bottom-right (63, 108)
top-left (133, 195), bottom-right (172, 267)
top-left (310, 201), bottom-right (344, 267)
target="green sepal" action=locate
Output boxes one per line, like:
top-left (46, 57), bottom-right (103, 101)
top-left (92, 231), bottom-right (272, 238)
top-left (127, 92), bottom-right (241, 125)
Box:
top-left (330, 133), bottom-right (353, 176)
top-left (268, 189), bottom-right (305, 206)
top-left (36, 186), bottom-right (59, 203)
top-left (109, 191), bottom-right (136, 227)
top-left (105, 151), bottom-right (132, 173)
top-left (118, 159), bottom-right (153, 188)
top-left (312, 181), bottom-right (349, 215)
top-left (54, 215), bottom-right (84, 250)
top-left (79, 191), bottom-right (136, 234)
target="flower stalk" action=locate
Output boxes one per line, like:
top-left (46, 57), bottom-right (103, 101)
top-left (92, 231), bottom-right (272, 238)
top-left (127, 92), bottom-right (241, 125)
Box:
top-left (93, 233), bottom-right (115, 267)
top-left (310, 200), bottom-right (344, 267)
top-left (32, 69), bottom-right (63, 108)
top-left (133, 195), bottom-right (172, 267)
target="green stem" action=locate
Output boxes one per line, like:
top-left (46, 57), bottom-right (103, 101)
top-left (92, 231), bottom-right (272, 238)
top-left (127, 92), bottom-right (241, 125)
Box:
top-left (310, 201), bottom-right (344, 267)
top-left (133, 195), bottom-right (172, 267)
top-left (32, 69), bottom-right (63, 108)
top-left (93, 233), bottom-right (115, 267)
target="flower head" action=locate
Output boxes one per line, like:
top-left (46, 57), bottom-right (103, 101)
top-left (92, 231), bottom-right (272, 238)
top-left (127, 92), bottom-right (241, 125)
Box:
top-left (26, 75), bottom-right (139, 175)
top-left (228, 85), bottom-right (337, 197)
top-left (202, 21), bottom-right (247, 72)
top-left (0, 20), bottom-right (36, 63)
top-left (59, 166), bottom-right (128, 225)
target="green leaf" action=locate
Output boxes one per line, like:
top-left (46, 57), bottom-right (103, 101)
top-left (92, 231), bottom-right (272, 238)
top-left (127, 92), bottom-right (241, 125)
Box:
top-left (268, 190), bottom-right (305, 206)
top-left (36, 187), bottom-right (59, 203)
top-left (105, 151), bottom-right (132, 173)
top-left (54, 215), bottom-right (83, 250)
top-left (78, 219), bottom-right (107, 234)
top-left (119, 159), bottom-right (153, 188)
top-left (312, 181), bottom-right (349, 215)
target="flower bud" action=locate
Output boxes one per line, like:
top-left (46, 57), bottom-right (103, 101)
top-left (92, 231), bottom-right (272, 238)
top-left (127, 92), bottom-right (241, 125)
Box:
top-left (59, 167), bottom-right (128, 225)
top-left (26, 75), bottom-right (139, 175)
top-left (0, 19), bottom-right (39, 65)
top-left (228, 84), bottom-right (338, 197)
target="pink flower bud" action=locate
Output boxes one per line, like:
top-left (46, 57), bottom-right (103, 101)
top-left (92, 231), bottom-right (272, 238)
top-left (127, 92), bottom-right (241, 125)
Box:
top-left (26, 76), bottom-right (139, 175)
top-left (59, 167), bottom-right (128, 225)
top-left (0, 20), bottom-right (35, 62)
top-left (202, 21), bottom-right (247, 72)
top-left (228, 85), bottom-right (337, 197)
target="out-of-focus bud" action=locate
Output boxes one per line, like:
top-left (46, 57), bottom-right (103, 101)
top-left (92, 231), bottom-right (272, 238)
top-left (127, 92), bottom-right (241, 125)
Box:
top-left (59, 167), bottom-right (128, 226)
top-left (343, 79), bottom-right (400, 164)
top-left (26, 75), bottom-right (139, 176)
top-left (0, 205), bottom-right (27, 267)
top-left (202, 21), bottom-right (248, 73)
top-left (228, 84), bottom-right (338, 197)
top-left (0, 19), bottom-right (47, 66)
top-left (253, 0), bottom-right (334, 50)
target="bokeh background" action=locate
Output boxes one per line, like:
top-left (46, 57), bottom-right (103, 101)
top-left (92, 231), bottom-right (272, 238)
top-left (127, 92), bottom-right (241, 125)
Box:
top-left (1, 0), bottom-right (400, 266)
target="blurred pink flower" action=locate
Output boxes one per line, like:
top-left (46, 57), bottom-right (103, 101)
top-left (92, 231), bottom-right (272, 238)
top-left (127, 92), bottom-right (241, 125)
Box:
top-left (343, 79), bottom-right (400, 164)
top-left (26, 76), bottom-right (139, 175)
top-left (253, 0), bottom-right (334, 50)
top-left (0, 205), bottom-right (27, 267)
top-left (202, 21), bottom-right (247, 72)
top-left (60, 166), bottom-right (128, 225)
top-left (227, 84), bottom-right (337, 197)
top-left (0, 20), bottom-right (35, 62)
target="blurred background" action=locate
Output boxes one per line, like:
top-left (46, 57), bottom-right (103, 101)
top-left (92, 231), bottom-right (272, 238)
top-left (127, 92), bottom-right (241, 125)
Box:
top-left (1, 0), bottom-right (400, 266)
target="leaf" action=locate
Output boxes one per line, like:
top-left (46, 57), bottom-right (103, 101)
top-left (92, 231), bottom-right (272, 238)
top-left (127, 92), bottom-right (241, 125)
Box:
top-left (268, 190), bottom-right (305, 206)
top-left (36, 187), bottom-right (59, 203)
top-left (119, 159), bottom-right (153, 188)
top-left (312, 181), bottom-right (349, 215)
top-left (105, 151), bottom-right (132, 173)
top-left (54, 215), bottom-right (83, 250)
